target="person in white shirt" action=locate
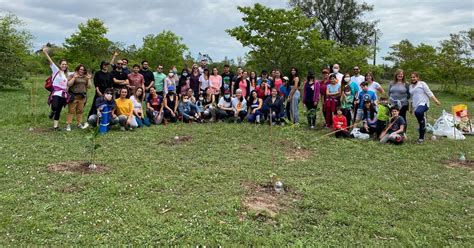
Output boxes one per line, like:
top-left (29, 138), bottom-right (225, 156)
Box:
top-left (332, 64), bottom-right (344, 85)
top-left (409, 71), bottom-right (441, 143)
top-left (365, 72), bottom-right (385, 96)
top-left (351, 66), bottom-right (365, 88)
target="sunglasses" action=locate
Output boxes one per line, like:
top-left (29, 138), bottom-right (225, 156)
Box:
top-left (117, 63), bottom-right (123, 65)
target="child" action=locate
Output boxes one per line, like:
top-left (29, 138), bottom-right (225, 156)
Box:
top-left (355, 81), bottom-right (377, 123)
top-left (196, 94), bottom-right (205, 116)
top-left (376, 96), bottom-right (390, 137)
top-left (361, 99), bottom-right (377, 137)
top-left (87, 88), bottom-right (119, 133)
top-left (340, 85), bottom-right (354, 127)
top-left (333, 107), bottom-right (349, 138)
top-left (380, 106), bottom-right (406, 144)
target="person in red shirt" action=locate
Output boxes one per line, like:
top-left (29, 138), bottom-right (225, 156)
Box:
top-left (333, 107), bottom-right (350, 138)
top-left (128, 64), bottom-right (145, 96)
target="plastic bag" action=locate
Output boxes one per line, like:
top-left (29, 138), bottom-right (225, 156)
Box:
top-left (351, 128), bottom-right (370, 140)
top-left (432, 110), bottom-right (465, 140)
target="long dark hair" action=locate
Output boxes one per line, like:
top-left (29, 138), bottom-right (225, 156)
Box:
top-left (289, 67), bottom-right (299, 83)
top-left (363, 101), bottom-right (376, 119)
top-left (306, 71), bottom-right (315, 84)
top-left (248, 90), bottom-right (258, 104)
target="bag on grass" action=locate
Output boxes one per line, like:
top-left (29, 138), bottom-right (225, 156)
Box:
top-left (351, 128), bottom-right (370, 140)
top-left (432, 110), bottom-right (465, 140)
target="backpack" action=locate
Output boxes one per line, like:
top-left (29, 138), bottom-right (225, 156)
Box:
top-left (44, 71), bottom-right (59, 92)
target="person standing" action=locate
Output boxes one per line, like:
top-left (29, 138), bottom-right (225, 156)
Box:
top-left (389, 69), bottom-right (410, 128)
top-left (287, 67), bottom-right (301, 124)
top-left (111, 59), bottom-right (129, 98)
top-left (324, 74), bottom-right (341, 127)
top-left (199, 68), bottom-right (210, 94)
top-left (65, 64), bottom-right (92, 131)
top-left (128, 64), bottom-right (145, 98)
top-left (209, 67), bottom-right (222, 102)
top-left (86, 61), bottom-right (112, 125)
top-left (303, 71), bottom-right (320, 129)
top-left (42, 46), bottom-right (69, 130)
top-left (350, 65), bottom-right (365, 88)
top-left (331, 63), bottom-right (344, 85)
top-left (221, 64), bottom-right (234, 94)
top-left (365, 72), bottom-right (385, 96)
top-left (189, 64), bottom-right (201, 97)
top-left (409, 72), bottom-right (441, 143)
top-left (139, 60), bottom-right (154, 97)
top-left (153, 64), bottom-right (166, 96)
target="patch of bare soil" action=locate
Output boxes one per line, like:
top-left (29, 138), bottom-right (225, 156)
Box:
top-left (280, 140), bottom-right (312, 162)
top-left (241, 182), bottom-right (301, 222)
top-left (159, 135), bottom-right (193, 145)
top-left (47, 161), bottom-right (108, 174)
top-left (443, 160), bottom-right (474, 171)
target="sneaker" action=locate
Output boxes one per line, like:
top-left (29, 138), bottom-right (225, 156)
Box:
top-left (80, 123), bottom-right (89, 129)
top-left (53, 127), bottom-right (61, 131)
top-left (310, 126), bottom-right (315, 129)
top-left (417, 139), bottom-right (424, 144)
top-left (209, 118), bottom-right (215, 123)
top-left (66, 125), bottom-right (71, 132)
top-left (120, 126), bottom-right (126, 131)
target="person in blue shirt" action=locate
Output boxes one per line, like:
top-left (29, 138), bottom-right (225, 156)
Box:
top-left (178, 94), bottom-right (201, 123)
top-left (355, 81), bottom-right (377, 124)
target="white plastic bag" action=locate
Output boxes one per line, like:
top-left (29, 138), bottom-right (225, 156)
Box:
top-left (432, 110), bottom-right (465, 140)
top-left (351, 128), bottom-right (370, 140)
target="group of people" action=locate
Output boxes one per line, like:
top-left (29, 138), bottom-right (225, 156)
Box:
top-left (43, 47), bottom-right (441, 144)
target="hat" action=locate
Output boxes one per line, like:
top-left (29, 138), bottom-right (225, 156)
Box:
top-left (168, 85), bottom-right (175, 92)
top-left (322, 68), bottom-right (330, 73)
top-left (282, 76), bottom-right (289, 81)
top-left (224, 89), bottom-right (231, 94)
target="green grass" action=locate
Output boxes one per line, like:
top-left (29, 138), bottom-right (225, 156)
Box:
top-left (0, 76), bottom-right (473, 246)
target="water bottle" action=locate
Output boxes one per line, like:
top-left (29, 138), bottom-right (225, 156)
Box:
top-left (274, 181), bottom-right (283, 193)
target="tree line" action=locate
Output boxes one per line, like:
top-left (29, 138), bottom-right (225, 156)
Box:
top-left (0, 1), bottom-right (472, 90)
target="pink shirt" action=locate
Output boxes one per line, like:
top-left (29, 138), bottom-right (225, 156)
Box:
top-left (209, 75), bottom-right (222, 95)
top-left (239, 80), bottom-right (248, 98)
top-left (128, 73), bottom-right (144, 90)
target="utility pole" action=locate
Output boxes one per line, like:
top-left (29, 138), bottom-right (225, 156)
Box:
top-left (373, 31), bottom-right (377, 66)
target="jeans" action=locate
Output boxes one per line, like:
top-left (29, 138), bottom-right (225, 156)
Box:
top-left (87, 114), bottom-right (119, 127)
top-left (414, 104), bottom-right (429, 140)
top-left (290, 90), bottom-right (300, 123)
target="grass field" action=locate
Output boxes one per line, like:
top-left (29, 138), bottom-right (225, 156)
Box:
top-left (0, 77), bottom-right (473, 246)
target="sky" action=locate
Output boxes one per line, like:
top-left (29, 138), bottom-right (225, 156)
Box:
top-left (1, 0), bottom-right (472, 65)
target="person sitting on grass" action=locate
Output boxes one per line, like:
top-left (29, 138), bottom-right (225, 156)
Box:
top-left (163, 85), bottom-right (179, 124)
top-left (264, 87), bottom-right (285, 125)
top-left (333, 107), bottom-right (350, 138)
top-left (247, 90), bottom-right (263, 124)
top-left (202, 87), bottom-right (216, 122)
top-left (232, 89), bottom-right (248, 123)
top-left (87, 88), bottom-right (119, 130)
top-left (115, 87), bottom-right (138, 131)
top-left (360, 99), bottom-right (377, 137)
top-left (130, 87), bottom-right (147, 128)
top-left (216, 89), bottom-right (234, 121)
top-left (178, 95), bottom-right (201, 123)
top-left (380, 106), bottom-right (406, 144)
top-left (146, 87), bottom-right (164, 125)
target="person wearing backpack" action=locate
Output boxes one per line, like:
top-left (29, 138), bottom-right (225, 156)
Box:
top-left (42, 45), bottom-right (70, 130)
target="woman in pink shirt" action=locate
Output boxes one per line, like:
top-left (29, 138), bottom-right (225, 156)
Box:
top-left (273, 70), bottom-right (283, 97)
top-left (238, 71), bottom-right (250, 99)
top-left (209, 67), bottom-right (222, 100)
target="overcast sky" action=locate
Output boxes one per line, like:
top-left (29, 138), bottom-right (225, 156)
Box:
top-left (1, 0), bottom-right (472, 65)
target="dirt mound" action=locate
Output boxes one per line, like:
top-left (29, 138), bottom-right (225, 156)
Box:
top-left (47, 161), bottom-right (108, 174)
top-left (159, 135), bottom-right (193, 145)
top-left (241, 182), bottom-right (300, 222)
top-left (280, 140), bottom-right (312, 162)
top-left (444, 160), bottom-right (474, 171)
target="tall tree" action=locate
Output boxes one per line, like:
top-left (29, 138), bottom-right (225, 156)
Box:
top-left (289, 0), bottom-right (379, 46)
top-left (226, 3), bottom-right (315, 73)
top-left (64, 18), bottom-right (112, 70)
top-left (137, 30), bottom-right (189, 70)
top-left (0, 14), bottom-right (32, 88)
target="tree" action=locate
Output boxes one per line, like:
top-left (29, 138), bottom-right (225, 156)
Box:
top-left (437, 29), bottom-right (474, 87)
top-left (137, 31), bottom-right (189, 70)
top-left (0, 14), bottom-right (33, 88)
top-left (384, 40), bottom-right (440, 83)
top-left (64, 18), bottom-right (112, 71)
top-left (226, 3), bottom-right (315, 73)
top-left (289, 0), bottom-right (379, 46)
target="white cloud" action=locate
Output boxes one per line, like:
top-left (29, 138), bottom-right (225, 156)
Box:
top-left (0, 0), bottom-right (472, 64)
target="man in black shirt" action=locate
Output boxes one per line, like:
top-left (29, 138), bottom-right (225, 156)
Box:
top-left (221, 64), bottom-right (234, 95)
top-left (86, 61), bottom-right (113, 126)
top-left (139, 60), bottom-right (155, 96)
top-left (111, 59), bottom-right (129, 98)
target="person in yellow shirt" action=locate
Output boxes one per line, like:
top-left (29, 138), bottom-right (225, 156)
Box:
top-left (115, 88), bottom-right (138, 130)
